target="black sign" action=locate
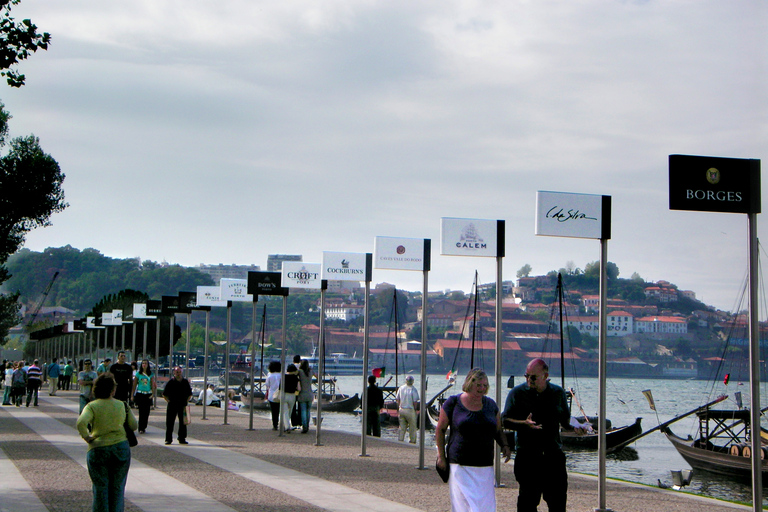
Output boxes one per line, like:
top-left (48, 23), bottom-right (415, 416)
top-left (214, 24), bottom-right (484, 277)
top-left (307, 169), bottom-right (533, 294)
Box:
top-left (146, 299), bottom-right (162, 317)
top-left (177, 291), bottom-right (210, 312)
top-left (73, 319), bottom-right (86, 331)
top-left (161, 295), bottom-right (180, 315)
top-left (669, 154), bottom-right (761, 214)
top-left (248, 271), bottom-right (287, 296)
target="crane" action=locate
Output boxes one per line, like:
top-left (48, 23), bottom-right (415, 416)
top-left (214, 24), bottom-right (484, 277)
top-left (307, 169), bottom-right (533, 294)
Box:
top-left (26, 271), bottom-right (59, 328)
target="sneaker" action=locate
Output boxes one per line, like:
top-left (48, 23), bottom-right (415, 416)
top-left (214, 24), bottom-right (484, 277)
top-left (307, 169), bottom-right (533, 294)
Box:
top-left (164, 441), bottom-right (172, 445)
top-left (178, 440), bottom-right (188, 445)
top-left (139, 430), bottom-right (145, 434)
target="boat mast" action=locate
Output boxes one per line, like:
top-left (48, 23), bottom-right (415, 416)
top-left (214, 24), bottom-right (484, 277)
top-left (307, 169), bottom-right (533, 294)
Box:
top-left (393, 288), bottom-right (399, 387)
top-left (471, 270), bottom-right (478, 368)
top-left (558, 273), bottom-right (565, 389)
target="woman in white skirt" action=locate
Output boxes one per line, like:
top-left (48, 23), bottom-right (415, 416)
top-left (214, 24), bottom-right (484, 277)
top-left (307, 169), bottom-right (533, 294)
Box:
top-left (435, 368), bottom-right (511, 511)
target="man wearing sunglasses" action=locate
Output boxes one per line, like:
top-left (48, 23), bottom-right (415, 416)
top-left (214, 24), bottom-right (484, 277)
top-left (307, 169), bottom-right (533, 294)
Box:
top-left (502, 358), bottom-right (578, 512)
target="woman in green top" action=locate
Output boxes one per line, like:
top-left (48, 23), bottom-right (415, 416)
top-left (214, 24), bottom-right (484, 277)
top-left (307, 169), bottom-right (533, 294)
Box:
top-left (77, 372), bottom-right (137, 512)
top-left (131, 359), bottom-right (156, 434)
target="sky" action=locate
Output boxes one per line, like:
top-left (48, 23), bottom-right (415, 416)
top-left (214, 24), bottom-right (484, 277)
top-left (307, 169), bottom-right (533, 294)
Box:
top-left (2, 1), bottom-right (766, 312)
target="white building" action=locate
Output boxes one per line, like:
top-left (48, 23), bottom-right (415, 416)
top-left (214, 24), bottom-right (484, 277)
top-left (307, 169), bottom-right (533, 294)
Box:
top-left (634, 316), bottom-right (687, 334)
top-left (325, 304), bottom-right (364, 322)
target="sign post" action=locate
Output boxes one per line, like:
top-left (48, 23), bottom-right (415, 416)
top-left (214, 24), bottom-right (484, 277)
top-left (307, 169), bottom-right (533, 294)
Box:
top-left (441, 217), bottom-right (505, 485)
top-left (220, 279), bottom-right (253, 426)
top-left (374, 236), bottom-right (431, 467)
top-left (322, 251), bottom-right (372, 453)
top-left (669, 154), bottom-right (761, 511)
top-left (197, 286), bottom-right (228, 421)
top-left (536, 190), bottom-right (611, 512)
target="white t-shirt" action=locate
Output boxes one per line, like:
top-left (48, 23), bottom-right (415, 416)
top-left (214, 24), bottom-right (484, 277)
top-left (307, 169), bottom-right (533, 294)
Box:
top-left (198, 388), bottom-right (217, 405)
top-left (396, 384), bottom-right (419, 409)
top-left (265, 372), bottom-right (282, 402)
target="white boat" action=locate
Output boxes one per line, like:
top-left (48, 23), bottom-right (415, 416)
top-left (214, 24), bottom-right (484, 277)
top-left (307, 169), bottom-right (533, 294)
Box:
top-left (304, 352), bottom-right (364, 376)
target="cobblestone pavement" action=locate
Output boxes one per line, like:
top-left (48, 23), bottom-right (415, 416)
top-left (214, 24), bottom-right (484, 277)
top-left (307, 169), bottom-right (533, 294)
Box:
top-left (0, 390), bottom-right (754, 512)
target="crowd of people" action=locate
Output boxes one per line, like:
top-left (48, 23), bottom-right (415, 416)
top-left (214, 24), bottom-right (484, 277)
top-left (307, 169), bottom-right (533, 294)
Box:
top-left (3, 353), bottom-right (583, 512)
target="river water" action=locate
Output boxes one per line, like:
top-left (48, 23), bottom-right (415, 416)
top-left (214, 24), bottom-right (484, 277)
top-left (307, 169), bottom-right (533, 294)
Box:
top-left (245, 373), bottom-right (765, 506)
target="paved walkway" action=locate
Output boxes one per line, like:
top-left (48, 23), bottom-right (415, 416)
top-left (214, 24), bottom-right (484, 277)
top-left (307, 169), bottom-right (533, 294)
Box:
top-left (0, 390), bottom-right (756, 511)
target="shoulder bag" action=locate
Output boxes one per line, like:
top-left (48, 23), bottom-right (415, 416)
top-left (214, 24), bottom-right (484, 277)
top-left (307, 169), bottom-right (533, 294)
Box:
top-left (123, 401), bottom-right (138, 447)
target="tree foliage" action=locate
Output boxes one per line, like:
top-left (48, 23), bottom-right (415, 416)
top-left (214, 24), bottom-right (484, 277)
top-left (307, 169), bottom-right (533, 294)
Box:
top-left (0, 0), bottom-right (51, 87)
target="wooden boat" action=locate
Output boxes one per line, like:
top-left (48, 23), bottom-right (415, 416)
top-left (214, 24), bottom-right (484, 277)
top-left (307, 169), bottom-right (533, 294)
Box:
top-left (663, 405), bottom-right (768, 483)
top-left (314, 392), bottom-right (360, 413)
top-left (560, 417), bottom-right (643, 453)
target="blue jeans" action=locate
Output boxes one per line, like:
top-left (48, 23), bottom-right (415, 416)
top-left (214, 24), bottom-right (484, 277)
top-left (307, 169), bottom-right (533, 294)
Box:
top-left (298, 401), bottom-right (311, 432)
top-left (2, 385), bottom-right (11, 404)
top-left (80, 394), bottom-right (92, 414)
top-left (87, 440), bottom-right (131, 512)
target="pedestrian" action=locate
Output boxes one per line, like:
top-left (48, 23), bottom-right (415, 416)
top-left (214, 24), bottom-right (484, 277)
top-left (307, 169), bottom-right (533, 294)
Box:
top-left (131, 359), bottom-right (156, 434)
top-left (366, 375), bottom-right (384, 437)
top-left (57, 359), bottom-right (66, 390)
top-left (264, 361), bottom-right (282, 431)
top-left (63, 360), bottom-right (74, 391)
top-left (76, 372), bottom-right (137, 512)
top-left (11, 361), bottom-right (27, 406)
top-left (162, 366), bottom-right (192, 445)
top-left (25, 359), bottom-right (43, 407)
top-left (2, 360), bottom-right (14, 405)
top-left (280, 364), bottom-right (301, 433)
top-left (96, 358), bottom-right (111, 376)
top-left (396, 375), bottom-right (419, 443)
top-left (78, 359), bottom-right (99, 413)
top-left (436, 367), bottom-right (511, 511)
top-left (502, 358), bottom-right (584, 512)
top-left (296, 359), bottom-right (314, 434)
top-left (290, 355), bottom-right (302, 428)
top-left (47, 357), bottom-right (60, 395)
top-left (109, 352), bottom-right (133, 403)
top-left (0, 359), bottom-right (6, 391)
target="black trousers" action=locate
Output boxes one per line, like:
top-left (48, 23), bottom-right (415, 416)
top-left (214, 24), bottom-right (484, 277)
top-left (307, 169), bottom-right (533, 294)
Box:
top-left (269, 401), bottom-right (280, 429)
top-left (165, 402), bottom-right (187, 443)
top-left (25, 380), bottom-right (41, 406)
top-left (514, 449), bottom-right (568, 512)
top-left (366, 408), bottom-right (381, 437)
top-left (134, 393), bottom-right (153, 432)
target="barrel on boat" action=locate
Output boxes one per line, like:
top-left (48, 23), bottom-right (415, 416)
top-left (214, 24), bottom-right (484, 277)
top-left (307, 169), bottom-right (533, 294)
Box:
top-left (730, 443), bottom-right (748, 456)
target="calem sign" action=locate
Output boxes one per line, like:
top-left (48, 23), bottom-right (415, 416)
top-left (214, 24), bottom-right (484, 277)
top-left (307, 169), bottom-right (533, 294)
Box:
top-left (669, 154), bottom-right (761, 214)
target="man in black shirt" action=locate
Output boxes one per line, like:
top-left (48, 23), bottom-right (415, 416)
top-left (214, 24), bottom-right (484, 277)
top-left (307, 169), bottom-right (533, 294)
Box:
top-left (366, 375), bottom-right (384, 437)
top-left (163, 366), bottom-right (192, 445)
top-left (109, 351), bottom-right (133, 402)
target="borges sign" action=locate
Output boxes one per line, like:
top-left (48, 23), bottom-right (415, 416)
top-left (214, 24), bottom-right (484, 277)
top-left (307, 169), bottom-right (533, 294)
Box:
top-left (669, 154), bottom-right (761, 214)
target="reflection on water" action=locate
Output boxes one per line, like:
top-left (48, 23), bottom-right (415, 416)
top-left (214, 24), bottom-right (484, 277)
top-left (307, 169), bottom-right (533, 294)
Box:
top-left (282, 374), bottom-right (765, 506)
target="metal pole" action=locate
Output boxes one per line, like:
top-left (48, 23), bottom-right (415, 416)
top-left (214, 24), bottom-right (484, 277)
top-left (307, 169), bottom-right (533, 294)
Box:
top-left (360, 280), bottom-right (371, 457)
top-left (595, 238), bottom-right (610, 512)
top-left (202, 309), bottom-right (210, 421)
top-left (249, 299), bottom-right (257, 430)
top-left (185, 312), bottom-right (191, 381)
top-left (316, 287), bottom-right (326, 446)
top-left (154, 317), bottom-right (160, 408)
top-left (278, 294), bottom-right (287, 436)
top-left (142, 321), bottom-right (148, 361)
top-left (494, 255), bottom-right (503, 486)
top-left (224, 302), bottom-right (231, 426)
top-left (748, 212), bottom-right (762, 511)
top-left (418, 269), bottom-right (429, 470)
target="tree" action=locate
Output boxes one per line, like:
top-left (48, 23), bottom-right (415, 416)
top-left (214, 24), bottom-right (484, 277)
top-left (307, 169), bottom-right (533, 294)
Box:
top-left (516, 264), bottom-right (532, 278)
top-left (0, 0), bottom-right (51, 87)
top-left (0, 103), bottom-right (66, 344)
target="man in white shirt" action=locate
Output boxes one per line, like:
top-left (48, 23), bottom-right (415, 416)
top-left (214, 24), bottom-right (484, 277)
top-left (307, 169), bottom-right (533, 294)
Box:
top-left (197, 383), bottom-right (220, 407)
top-left (395, 375), bottom-right (419, 443)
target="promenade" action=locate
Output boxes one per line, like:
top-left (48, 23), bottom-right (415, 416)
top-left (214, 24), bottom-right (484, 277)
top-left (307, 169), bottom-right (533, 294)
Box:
top-left (0, 390), bottom-right (754, 512)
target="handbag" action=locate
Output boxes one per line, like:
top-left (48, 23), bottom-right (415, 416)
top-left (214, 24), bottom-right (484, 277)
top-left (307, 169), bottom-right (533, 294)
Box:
top-left (123, 402), bottom-right (137, 447)
top-left (184, 405), bottom-right (192, 425)
top-left (436, 458), bottom-right (450, 483)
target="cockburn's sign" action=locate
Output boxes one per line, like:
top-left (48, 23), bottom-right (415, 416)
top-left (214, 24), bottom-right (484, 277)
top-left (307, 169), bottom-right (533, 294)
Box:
top-left (322, 252), bottom-right (371, 282)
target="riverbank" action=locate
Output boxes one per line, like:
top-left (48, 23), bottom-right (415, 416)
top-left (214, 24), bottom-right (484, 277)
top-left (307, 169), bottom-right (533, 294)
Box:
top-left (0, 389), bottom-right (755, 511)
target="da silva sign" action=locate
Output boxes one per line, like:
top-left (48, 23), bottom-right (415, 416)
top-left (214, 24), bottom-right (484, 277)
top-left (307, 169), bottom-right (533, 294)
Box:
top-left (535, 191), bottom-right (611, 240)
top-left (374, 237), bottom-right (430, 271)
top-left (669, 154), bottom-right (761, 214)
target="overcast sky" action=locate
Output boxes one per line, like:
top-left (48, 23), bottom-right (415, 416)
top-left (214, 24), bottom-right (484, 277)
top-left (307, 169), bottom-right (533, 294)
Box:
top-left (3, 1), bottom-right (766, 312)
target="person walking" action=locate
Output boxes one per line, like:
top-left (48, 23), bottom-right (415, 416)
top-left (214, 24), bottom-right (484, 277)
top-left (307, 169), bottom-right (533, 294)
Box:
top-left (11, 361), bottom-right (27, 406)
top-left (503, 358), bottom-right (583, 512)
top-left (47, 357), bottom-right (60, 395)
top-left (25, 359), bottom-right (43, 407)
top-left (77, 372), bottom-right (137, 512)
top-left (96, 358), bottom-right (111, 376)
top-left (264, 361), bottom-right (282, 431)
top-left (78, 359), bottom-right (99, 413)
top-left (131, 359), bottom-right (156, 434)
top-left (109, 352), bottom-right (133, 403)
top-left (366, 375), bottom-right (384, 437)
top-left (396, 375), bottom-right (419, 443)
top-left (63, 360), bottom-right (74, 391)
top-left (2, 360), bottom-right (14, 405)
top-left (280, 364), bottom-right (301, 433)
top-left (296, 359), bottom-right (314, 434)
top-left (436, 368), bottom-right (511, 512)
top-left (162, 366), bottom-right (192, 445)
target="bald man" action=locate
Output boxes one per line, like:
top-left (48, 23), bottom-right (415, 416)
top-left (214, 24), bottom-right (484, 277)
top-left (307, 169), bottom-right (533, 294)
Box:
top-left (502, 358), bottom-right (575, 512)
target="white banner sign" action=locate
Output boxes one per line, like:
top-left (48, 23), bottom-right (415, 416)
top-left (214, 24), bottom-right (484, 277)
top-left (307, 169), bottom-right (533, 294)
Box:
top-left (197, 286), bottom-right (229, 307)
top-left (374, 236), bottom-right (428, 271)
top-left (535, 191), bottom-right (607, 240)
top-left (282, 262), bottom-right (322, 289)
top-left (133, 303), bottom-right (155, 320)
top-left (440, 217), bottom-right (500, 257)
top-left (101, 312), bottom-right (113, 326)
top-left (220, 278), bottom-right (253, 302)
top-left (322, 251), bottom-right (370, 282)
top-left (112, 309), bottom-right (126, 324)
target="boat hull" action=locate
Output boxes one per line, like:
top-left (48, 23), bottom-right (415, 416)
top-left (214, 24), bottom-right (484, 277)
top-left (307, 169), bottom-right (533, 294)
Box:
top-left (663, 427), bottom-right (768, 483)
top-left (560, 418), bottom-right (643, 453)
